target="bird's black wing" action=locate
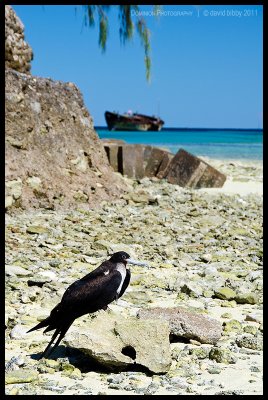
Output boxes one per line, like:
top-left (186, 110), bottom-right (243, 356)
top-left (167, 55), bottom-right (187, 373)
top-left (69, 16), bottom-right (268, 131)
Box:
top-left (118, 269), bottom-right (131, 299)
top-left (60, 260), bottom-right (115, 303)
top-left (77, 260), bottom-right (115, 283)
top-left (60, 267), bottom-right (123, 316)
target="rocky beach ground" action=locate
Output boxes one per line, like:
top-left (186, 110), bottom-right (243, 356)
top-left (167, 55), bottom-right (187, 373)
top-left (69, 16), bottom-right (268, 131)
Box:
top-left (5, 158), bottom-right (263, 395)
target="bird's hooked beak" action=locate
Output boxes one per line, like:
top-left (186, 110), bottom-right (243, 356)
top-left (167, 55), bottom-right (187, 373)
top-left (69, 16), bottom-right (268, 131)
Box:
top-left (127, 258), bottom-right (149, 267)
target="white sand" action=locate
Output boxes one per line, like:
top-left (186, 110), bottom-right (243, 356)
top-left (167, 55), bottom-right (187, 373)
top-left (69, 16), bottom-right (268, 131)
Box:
top-left (199, 179), bottom-right (263, 196)
top-left (198, 157), bottom-right (263, 196)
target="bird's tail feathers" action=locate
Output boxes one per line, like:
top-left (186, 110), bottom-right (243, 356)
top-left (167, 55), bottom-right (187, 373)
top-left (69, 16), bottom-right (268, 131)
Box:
top-left (27, 303), bottom-right (62, 334)
top-left (27, 317), bottom-right (51, 333)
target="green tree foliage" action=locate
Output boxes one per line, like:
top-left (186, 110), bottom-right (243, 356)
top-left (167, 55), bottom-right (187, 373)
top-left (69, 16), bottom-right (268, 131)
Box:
top-left (82, 5), bottom-right (160, 82)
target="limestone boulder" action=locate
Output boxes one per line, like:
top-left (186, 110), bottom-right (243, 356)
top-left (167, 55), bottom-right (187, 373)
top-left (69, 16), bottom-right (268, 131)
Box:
top-left (64, 312), bottom-right (171, 373)
top-left (5, 69), bottom-right (125, 211)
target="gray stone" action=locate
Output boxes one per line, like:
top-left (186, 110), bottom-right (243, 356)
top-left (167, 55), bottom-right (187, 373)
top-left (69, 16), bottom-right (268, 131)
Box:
top-left (189, 347), bottom-right (210, 359)
top-left (207, 366), bottom-right (222, 374)
top-left (10, 324), bottom-right (27, 339)
top-left (27, 271), bottom-right (56, 286)
top-left (126, 191), bottom-right (150, 204)
top-left (137, 307), bottom-right (222, 345)
top-left (5, 264), bottom-right (31, 277)
top-left (5, 196), bottom-right (13, 208)
top-left (26, 176), bottom-right (42, 191)
top-left (70, 150), bottom-right (89, 172)
top-left (214, 287), bottom-right (237, 300)
top-left (30, 101), bottom-right (41, 113)
top-left (235, 293), bottom-right (259, 305)
top-left (5, 179), bottom-right (22, 199)
top-left (180, 282), bottom-right (203, 298)
top-left (236, 334), bottom-right (263, 351)
top-left (245, 314), bottom-right (262, 323)
top-left (65, 312), bottom-right (171, 373)
top-left (6, 136), bottom-right (27, 149)
top-left (26, 225), bottom-right (49, 234)
top-left (5, 369), bottom-right (39, 384)
top-left (5, 356), bottom-right (25, 372)
top-left (209, 348), bottom-right (237, 364)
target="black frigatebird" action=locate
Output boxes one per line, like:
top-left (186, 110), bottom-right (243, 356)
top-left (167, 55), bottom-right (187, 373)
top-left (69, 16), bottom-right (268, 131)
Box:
top-left (27, 251), bottom-right (148, 359)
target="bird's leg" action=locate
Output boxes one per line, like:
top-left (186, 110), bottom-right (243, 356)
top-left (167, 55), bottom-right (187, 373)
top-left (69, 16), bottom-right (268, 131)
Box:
top-left (40, 328), bottom-right (60, 359)
top-left (46, 322), bottom-right (72, 357)
top-left (41, 322), bottom-right (72, 359)
top-left (114, 293), bottom-right (120, 305)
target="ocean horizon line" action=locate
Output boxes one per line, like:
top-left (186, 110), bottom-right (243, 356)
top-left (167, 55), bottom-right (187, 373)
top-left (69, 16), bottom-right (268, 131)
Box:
top-left (95, 126), bottom-right (263, 132)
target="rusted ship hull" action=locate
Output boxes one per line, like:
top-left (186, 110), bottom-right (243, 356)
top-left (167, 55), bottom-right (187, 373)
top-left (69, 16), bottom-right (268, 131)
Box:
top-left (105, 111), bottom-right (164, 131)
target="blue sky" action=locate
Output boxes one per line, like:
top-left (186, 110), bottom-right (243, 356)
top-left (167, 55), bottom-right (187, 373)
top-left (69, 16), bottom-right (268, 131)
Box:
top-left (13, 5), bottom-right (263, 128)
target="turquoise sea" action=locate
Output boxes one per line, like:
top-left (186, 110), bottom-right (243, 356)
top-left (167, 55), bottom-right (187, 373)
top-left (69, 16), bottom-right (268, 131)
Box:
top-left (96, 127), bottom-right (263, 161)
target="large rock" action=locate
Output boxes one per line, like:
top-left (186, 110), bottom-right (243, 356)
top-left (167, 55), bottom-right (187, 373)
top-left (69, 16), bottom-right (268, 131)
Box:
top-left (236, 334), bottom-right (263, 351)
top-left (165, 149), bottom-right (226, 188)
top-left (5, 69), bottom-right (125, 211)
top-left (5, 265), bottom-right (31, 277)
top-left (137, 307), bottom-right (222, 345)
top-left (5, 5), bottom-right (33, 73)
top-left (5, 369), bottom-right (39, 384)
top-left (64, 312), bottom-right (171, 373)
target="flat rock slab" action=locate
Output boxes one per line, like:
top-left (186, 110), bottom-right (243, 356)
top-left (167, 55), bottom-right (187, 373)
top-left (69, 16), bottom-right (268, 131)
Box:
top-left (65, 312), bottom-right (171, 373)
top-left (5, 369), bottom-right (39, 384)
top-left (5, 265), bottom-right (31, 277)
top-left (137, 307), bottom-right (222, 345)
top-left (165, 149), bottom-right (226, 188)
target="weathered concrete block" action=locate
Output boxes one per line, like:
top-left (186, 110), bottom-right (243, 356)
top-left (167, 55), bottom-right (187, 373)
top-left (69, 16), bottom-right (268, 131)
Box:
top-left (165, 149), bottom-right (226, 188)
top-left (157, 152), bottom-right (174, 179)
top-left (122, 144), bottom-right (145, 179)
top-left (104, 144), bottom-right (121, 172)
top-left (195, 163), bottom-right (227, 188)
top-left (143, 145), bottom-right (153, 164)
top-left (144, 147), bottom-right (167, 177)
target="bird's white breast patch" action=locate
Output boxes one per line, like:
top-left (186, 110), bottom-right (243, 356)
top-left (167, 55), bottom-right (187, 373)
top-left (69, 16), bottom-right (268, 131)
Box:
top-left (116, 262), bottom-right (127, 294)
